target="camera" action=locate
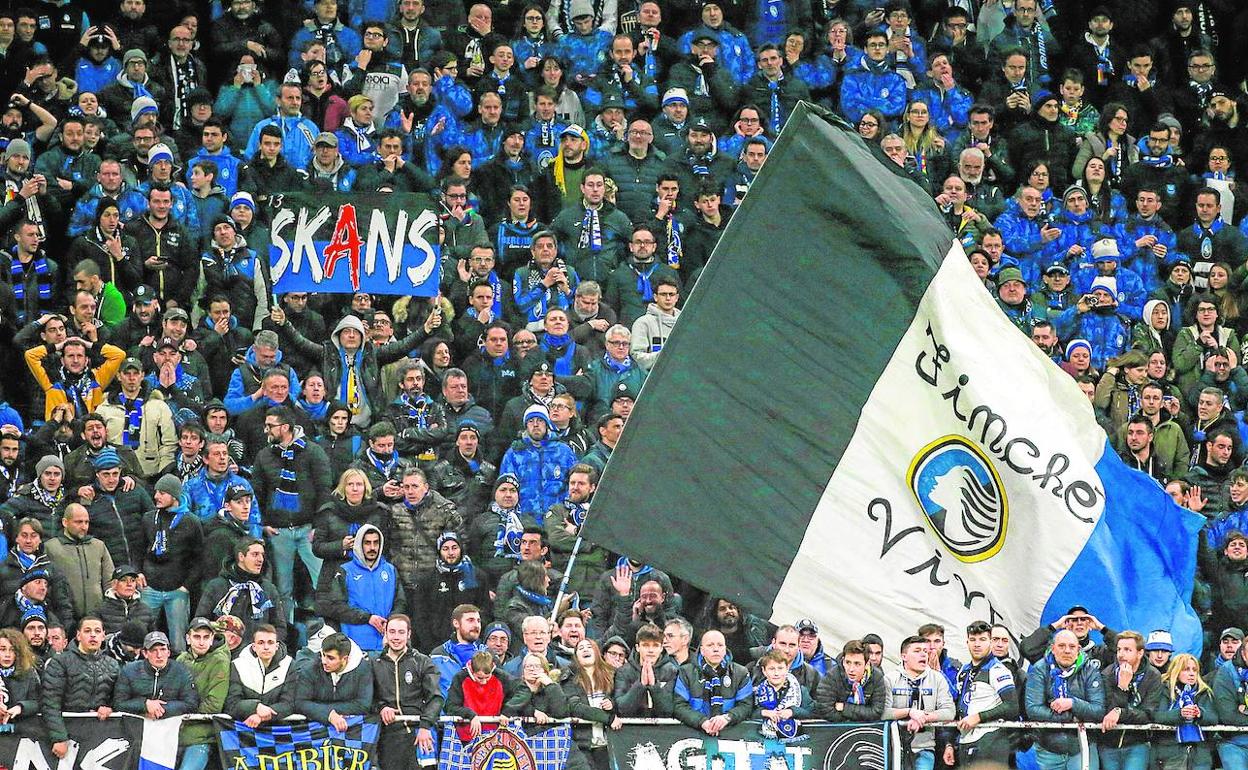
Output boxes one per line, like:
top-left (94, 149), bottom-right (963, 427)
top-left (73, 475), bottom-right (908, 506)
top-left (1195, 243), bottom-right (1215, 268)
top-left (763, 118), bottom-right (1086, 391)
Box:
top-left (1083, 294), bottom-right (1099, 307)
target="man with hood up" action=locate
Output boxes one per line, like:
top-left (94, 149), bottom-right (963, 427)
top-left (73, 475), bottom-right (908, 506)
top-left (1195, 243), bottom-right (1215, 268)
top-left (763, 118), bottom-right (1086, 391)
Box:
top-left (271, 306), bottom-right (432, 429)
top-left (315, 524), bottom-right (404, 654)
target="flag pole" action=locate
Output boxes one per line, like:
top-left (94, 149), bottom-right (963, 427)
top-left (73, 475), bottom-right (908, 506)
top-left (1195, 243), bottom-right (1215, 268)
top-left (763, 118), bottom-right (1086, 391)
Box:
top-left (549, 532), bottom-right (585, 626)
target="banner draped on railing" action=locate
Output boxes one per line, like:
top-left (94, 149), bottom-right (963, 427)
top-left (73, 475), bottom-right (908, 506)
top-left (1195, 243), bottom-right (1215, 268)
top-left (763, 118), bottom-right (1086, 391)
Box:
top-left (604, 721), bottom-right (893, 770)
top-left (439, 722), bottom-right (573, 770)
top-left (213, 715), bottom-right (381, 770)
top-left (266, 192), bottom-right (441, 296)
top-left (0, 715), bottom-right (143, 770)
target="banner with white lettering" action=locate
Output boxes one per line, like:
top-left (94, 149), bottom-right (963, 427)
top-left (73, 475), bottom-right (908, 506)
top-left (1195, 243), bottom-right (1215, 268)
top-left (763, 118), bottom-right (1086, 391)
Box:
top-left (606, 721), bottom-right (894, 770)
top-left (0, 715), bottom-right (142, 770)
top-left (213, 715), bottom-right (380, 770)
top-left (267, 192), bottom-right (441, 296)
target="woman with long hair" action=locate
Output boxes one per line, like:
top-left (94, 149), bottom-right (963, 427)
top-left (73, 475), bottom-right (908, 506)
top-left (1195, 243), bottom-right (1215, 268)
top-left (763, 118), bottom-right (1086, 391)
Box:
top-left (316, 402), bottom-right (364, 482)
top-left (1173, 292), bottom-right (1240, 394)
top-left (1208, 261), bottom-right (1243, 332)
top-left (1079, 156), bottom-right (1128, 225)
top-left (1153, 654), bottom-right (1217, 770)
top-left (1072, 102), bottom-right (1137, 182)
top-left (534, 55), bottom-right (584, 126)
top-left (900, 100), bottom-right (949, 185)
top-left (312, 467), bottom-right (389, 562)
top-left (513, 4), bottom-right (554, 86)
top-left (0, 628), bottom-right (41, 736)
top-left (564, 638), bottom-right (620, 769)
top-left (856, 108), bottom-right (886, 146)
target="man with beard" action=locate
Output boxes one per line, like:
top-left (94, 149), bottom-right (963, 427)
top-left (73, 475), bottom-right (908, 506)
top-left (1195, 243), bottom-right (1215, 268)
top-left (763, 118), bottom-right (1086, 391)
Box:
top-left (62, 415), bottom-right (143, 496)
top-left (387, 465), bottom-right (461, 590)
top-left (33, 116), bottom-right (98, 212)
top-left (0, 139), bottom-right (59, 246)
top-left (411, 533), bottom-right (489, 652)
top-left (96, 356), bottom-right (176, 477)
top-left (544, 464), bottom-right (604, 598)
top-left (698, 597), bottom-right (768, 664)
top-left (387, 360), bottom-right (448, 457)
top-left (251, 407), bottom-right (330, 623)
top-left (211, 0), bottom-right (282, 79)
top-left (1188, 428), bottom-right (1237, 511)
top-left (1118, 415), bottom-right (1172, 484)
top-left (430, 603), bottom-right (485, 694)
top-left (384, 65), bottom-right (469, 176)
top-left (388, 0), bottom-right (443, 69)
top-left (108, 286), bottom-right (161, 354)
top-left (356, 128), bottom-right (435, 192)
top-left (0, 456), bottom-right (64, 535)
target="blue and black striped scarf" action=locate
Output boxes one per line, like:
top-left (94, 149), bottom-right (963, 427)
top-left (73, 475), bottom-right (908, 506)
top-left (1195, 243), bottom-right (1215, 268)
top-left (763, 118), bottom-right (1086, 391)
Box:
top-left (9, 254), bottom-right (52, 324)
top-left (274, 434), bottom-right (307, 512)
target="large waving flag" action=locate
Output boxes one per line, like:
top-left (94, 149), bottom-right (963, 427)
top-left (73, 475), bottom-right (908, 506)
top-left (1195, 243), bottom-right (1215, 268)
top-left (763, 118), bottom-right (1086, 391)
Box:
top-left (581, 102), bottom-right (1205, 655)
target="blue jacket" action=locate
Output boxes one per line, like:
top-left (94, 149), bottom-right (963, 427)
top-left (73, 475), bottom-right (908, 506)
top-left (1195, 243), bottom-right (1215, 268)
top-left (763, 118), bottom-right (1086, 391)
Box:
top-left (69, 183), bottom-right (147, 237)
top-left (1025, 653), bottom-right (1105, 754)
top-left (75, 57), bottom-right (121, 97)
top-left (912, 83), bottom-right (973, 140)
top-left (677, 25), bottom-right (755, 85)
top-left (334, 121), bottom-right (382, 168)
top-left (225, 348), bottom-right (302, 415)
top-left (287, 23), bottom-right (362, 71)
top-left (552, 30), bottom-right (613, 82)
top-left (138, 180), bottom-right (201, 237)
top-left (245, 114), bottom-right (320, 172)
top-left (1119, 214), bottom-right (1176, 293)
top-left (839, 58), bottom-right (908, 123)
top-left (184, 468), bottom-right (262, 533)
top-left (1039, 209), bottom-right (1121, 273)
top-left (1072, 266), bottom-right (1147, 320)
top-left (330, 525), bottom-right (400, 652)
top-left (430, 638), bottom-right (485, 695)
top-left (994, 206), bottom-right (1047, 287)
top-left (186, 148), bottom-right (244, 198)
top-left (215, 82), bottom-right (279, 151)
top-left (499, 434), bottom-right (579, 518)
top-left (1055, 309), bottom-right (1132, 371)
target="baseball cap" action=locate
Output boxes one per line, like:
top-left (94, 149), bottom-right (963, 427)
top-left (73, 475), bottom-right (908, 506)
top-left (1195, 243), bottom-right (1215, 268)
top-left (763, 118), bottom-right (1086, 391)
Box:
top-left (112, 564), bottom-right (140, 580)
top-left (560, 124), bottom-right (586, 139)
top-left (133, 284), bottom-right (157, 303)
top-left (314, 131), bottom-right (338, 148)
top-left (225, 483), bottom-right (253, 502)
top-left (795, 618), bottom-right (819, 634)
top-left (164, 307), bottom-right (189, 322)
top-left (1223, 627), bottom-right (1245, 641)
top-left (120, 357), bottom-right (143, 373)
top-left (188, 617), bottom-right (216, 632)
top-left (156, 336), bottom-right (180, 351)
top-left (143, 631), bottom-right (170, 649)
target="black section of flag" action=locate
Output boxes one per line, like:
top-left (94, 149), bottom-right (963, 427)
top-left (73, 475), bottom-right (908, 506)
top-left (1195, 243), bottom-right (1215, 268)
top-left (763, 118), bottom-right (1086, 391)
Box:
top-left (581, 102), bottom-right (954, 616)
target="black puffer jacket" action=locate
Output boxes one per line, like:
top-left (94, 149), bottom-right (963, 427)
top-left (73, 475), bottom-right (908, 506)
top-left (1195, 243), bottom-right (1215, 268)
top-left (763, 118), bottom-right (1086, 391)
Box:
top-left (311, 498), bottom-right (390, 562)
top-left (41, 646), bottom-right (121, 741)
top-left (98, 587), bottom-right (155, 635)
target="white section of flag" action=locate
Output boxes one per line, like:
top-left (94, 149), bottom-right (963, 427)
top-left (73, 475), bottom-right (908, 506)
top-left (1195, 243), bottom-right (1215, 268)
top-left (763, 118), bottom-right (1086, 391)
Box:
top-left (770, 245), bottom-right (1108, 655)
top-left (138, 716), bottom-right (184, 770)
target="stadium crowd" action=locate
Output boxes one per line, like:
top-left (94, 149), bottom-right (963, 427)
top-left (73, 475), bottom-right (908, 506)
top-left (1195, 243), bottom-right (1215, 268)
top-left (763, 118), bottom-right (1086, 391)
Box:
top-left (0, 0), bottom-right (1247, 767)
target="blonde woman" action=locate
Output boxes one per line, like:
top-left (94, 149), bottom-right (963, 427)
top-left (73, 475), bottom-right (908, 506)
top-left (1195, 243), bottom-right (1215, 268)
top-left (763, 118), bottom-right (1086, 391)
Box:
top-left (900, 100), bottom-right (949, 186)
top-left (1154, 653), bottom-right (1217, 770)
top-left (312, 467), bottom-right (388, 563)
top-left (504, 652), bottom-right (569, 726)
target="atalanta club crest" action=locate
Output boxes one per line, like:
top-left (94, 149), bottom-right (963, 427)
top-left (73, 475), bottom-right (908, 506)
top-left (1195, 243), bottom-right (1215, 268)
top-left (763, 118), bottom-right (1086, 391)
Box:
top-left (906, 435), bottom-right (1009, 562)
top-left (469, 726), bottom-right (537, 770)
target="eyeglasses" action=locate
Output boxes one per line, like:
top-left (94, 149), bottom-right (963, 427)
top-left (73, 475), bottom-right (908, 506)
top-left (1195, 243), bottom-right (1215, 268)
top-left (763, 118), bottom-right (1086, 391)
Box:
top-left (607, 339), bottom-right (629, 346)
top-left (1189, 63), bottom-right (1214, 70)
top-left (859, 119), bottom-right (878, 127)
top-left (628, 128), bottom-right (653, 135)
top-left (739, 116), bottom-right (760, 124)
top-left (364, 30), bottom-right (385, 38)
top-left (1210, 155), bottom-right (1230, 161)
top-left (171, 36), bottom-right (193, 43)
top-left (631, 238), bottom-right (656, 245)
top-left (445, 192), bottom-right (468, 199)
top-left (514, 338), bottom-right (538, 347)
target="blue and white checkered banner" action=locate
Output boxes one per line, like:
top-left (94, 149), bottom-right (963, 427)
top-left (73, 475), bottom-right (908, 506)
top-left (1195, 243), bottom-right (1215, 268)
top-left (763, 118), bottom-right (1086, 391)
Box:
top-left (439, 722), bottom-right (573, 770)
top-left (213, 715), bottom-right (381, 770)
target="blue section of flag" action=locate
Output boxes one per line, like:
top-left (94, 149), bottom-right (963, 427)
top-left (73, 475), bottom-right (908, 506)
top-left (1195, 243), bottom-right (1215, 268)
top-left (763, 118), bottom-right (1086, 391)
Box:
top-left (270, 241), bottom-right (440, 296)
top-left (1041, 439), bottom-right (1205, 653)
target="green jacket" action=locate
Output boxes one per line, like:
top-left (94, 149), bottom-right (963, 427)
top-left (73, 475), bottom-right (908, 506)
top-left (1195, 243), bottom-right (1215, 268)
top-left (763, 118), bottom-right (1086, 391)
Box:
top-left (177, 641), bottom-right (231, 746)
top-left (1172, 324), bottom-right (1239, 397)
